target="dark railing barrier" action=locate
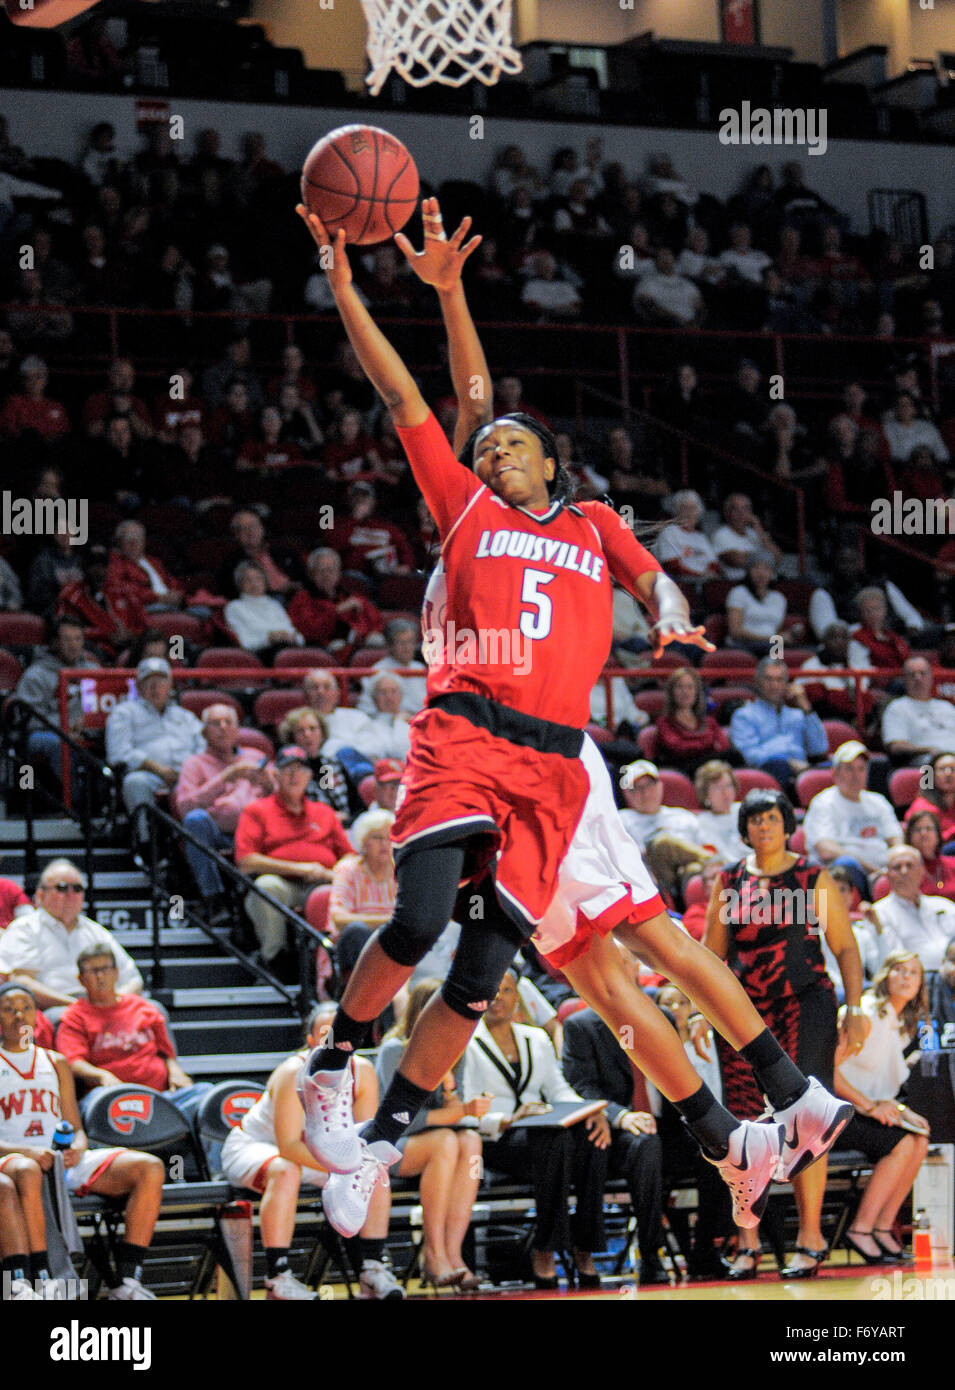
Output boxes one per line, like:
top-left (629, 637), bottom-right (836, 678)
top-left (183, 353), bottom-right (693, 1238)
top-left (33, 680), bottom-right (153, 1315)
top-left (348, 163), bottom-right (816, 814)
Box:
top-left (141, 801), bottom-right (335, 1013)
top-left (1, 695), bottom-right (118, 914)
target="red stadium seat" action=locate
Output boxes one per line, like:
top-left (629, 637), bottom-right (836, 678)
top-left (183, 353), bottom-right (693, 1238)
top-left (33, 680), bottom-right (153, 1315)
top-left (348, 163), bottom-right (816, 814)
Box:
top-left (822, 719), bottom-right (858, 753)
top-left (584, 722), bottom-right (613, 746)
top-left (734, 768), bottom-right (782, 796)
top-left (889, 767), bottom-right (923, 812)
top-left (0, 614), bottom-right (46, 651)
top-left (0, 650), bottom-right (23, 692)
top-left (350, 647), bottom-right (384, 668)
top-left (700, 649), bottom-right (757, 681)
top-left (660, 769), bottom-right (698, 810)
top-left (178, 689), bottom-right (243, 719)
top-left (708, 685), bottom-right (753, 710)
top-left (633, 690), bottom-right (665, 720)
top-left (305, 884), bottom-right (333, 935)
top-left (637, 726), bottom-right (658, 760)
top-left (237, 727), bottom-right (274, 758)
top-left (197, 647), bottom-right (261, 669)
top-left (790, 827), bottom-right (806, 854)
top-left (782, 647), bottom-right (815, 670)
top-left (683, 874), bottom-right (707, 907)
top-left (273, 647), bottom-right (334, 669)
top-left (358, 775), bottom-right (376, 807)
top-left (146, 612), bottom-right (207, 646)
top-left (795, 768), bottom-right (834, 809)
top-left (254, 689), bottom-right (306, 728)
top-left (872, 875), bottom-right (890, 901)
top-left (556, 998), bottom-right (587, 1025)
top-left (648, 651), bottom-right (687, 674)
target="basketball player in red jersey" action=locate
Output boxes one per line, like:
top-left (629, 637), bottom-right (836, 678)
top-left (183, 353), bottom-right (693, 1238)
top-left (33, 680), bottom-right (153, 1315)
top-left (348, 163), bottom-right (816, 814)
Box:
top-left (293, 202), bottom-right (851, 1242)
top-left (391, 203), bottom-right (859, 1258)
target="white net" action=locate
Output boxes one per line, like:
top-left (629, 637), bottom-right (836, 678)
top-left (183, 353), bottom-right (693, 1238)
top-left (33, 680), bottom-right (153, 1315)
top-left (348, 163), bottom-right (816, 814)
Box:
top-left (360, 0), bottom-right (523, 95)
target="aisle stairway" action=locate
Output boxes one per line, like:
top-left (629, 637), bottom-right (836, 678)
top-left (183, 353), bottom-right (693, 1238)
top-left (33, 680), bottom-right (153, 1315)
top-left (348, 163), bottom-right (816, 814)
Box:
top-left (1, 818), bottom-right (301, 1080)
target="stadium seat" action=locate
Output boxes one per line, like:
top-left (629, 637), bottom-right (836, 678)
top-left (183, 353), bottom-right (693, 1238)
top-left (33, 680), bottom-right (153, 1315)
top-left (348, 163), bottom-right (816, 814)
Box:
top-left (683, 874), bottom-right (707, 907)
top-left (659, 769), bottom-right (698, 810)
top-left (872, 874), bottom-right (890, 900)
top-left (179, 689), bottom-right (243, 719)
top-left (782, 647), bottom-right (816, 670)
top-left (0, 613), bottom-right (46, 653)
top-left (193, 1080), bottom-right (264, 1180)
top-left (253, 688), bottom-right (306, 727)
top-left (734, 769), bottom-right (782, 796)
top-left (349, 647), bottom-right (384, 668)
top-left (708, 685), bottom-right (753, 711)
top-left (822, 719), bottom-right (858, 753)
top-left (795, 768), bottom-right (835, 808)
top-left (305, 884), bottom-right (332, 934)
top-left (0, 650), bottom-right (22, 691)
top-left (197, 647), bottom-right (262, 670)
top-left (790, 827), bottom-right (807, 854)
top-left (637, 726), bottom-right (658, 760)
top-left (146, 611), bottom-right (207, 646)
top-left (273, 646), bottom-right (334, 669)
top-left (237, 727), bottom-right (274, 758)
top-left (584, 722), bottom-right (613, 746)
top-left (700, 649), bottom-right (757, 681)
top-left (888, 767), bottom-right (922, 812)
top-left (358, 774), bottom-right (376, 806)
top-left (634, 690), bottom-right (665, 719)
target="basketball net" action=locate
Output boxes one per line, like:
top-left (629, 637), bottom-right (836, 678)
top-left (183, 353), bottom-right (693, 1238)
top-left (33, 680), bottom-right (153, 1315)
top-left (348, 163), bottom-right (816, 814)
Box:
top-left (360, 0), bottom-right (523, 95)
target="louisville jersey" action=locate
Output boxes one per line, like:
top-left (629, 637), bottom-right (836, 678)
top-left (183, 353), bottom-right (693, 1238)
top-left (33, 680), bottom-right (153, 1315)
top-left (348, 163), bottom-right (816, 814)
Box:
top-left (0, 1044), bottom-right (61, 1144)
top-left (399, 412), bottom-right (661, 729)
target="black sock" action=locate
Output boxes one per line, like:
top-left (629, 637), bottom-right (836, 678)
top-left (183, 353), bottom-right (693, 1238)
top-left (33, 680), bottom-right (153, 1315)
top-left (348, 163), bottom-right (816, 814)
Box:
top-left (357, 1236), bottom-right (384, 1265)
top-left (674, 1082), bottom-right (739, 1160)
top-left (362, 1072), bottom-right (432, 1147)
top-left (265, 1248), bottom-right (290, 1279)
top-left (117, 1242), bottom-right (148, 1283)
top-left (2, 1254), bottom-right (29, 1282)
top-left (29, 1251), bottom-right (50, 1280)
top-left (308, 1006), bottom-right (369, 1074)
top-left (740, 1028), bottom-right (809, 1111)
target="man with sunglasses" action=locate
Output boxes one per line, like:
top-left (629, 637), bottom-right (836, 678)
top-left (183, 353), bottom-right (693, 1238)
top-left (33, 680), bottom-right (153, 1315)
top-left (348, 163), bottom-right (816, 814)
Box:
top-left (0, 858), bottom-right (142, 1021)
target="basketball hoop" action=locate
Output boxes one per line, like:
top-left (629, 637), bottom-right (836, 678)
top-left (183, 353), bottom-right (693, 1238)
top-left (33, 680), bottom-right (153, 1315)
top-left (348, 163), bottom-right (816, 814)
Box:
top-left (360, 0), bottom-right (522, 95)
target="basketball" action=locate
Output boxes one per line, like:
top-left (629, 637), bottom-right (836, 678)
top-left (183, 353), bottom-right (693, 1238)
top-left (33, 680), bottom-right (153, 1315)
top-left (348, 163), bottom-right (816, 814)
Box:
top-left (300, 125), bottom-right (419, 246)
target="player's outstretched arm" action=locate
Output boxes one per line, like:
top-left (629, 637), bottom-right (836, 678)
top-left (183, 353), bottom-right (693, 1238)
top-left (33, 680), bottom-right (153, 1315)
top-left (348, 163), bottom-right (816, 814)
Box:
top-left (297, 205), bottom-right (428, 429)
top-left (634, 571), bottom-right (716, 659)
top-left (395, 197), bottom-right (491, 453)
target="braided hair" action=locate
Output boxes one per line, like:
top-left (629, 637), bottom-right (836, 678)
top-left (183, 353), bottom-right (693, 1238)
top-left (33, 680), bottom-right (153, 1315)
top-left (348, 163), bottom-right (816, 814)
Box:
top-left (457, 413), bottom-right (577, 506)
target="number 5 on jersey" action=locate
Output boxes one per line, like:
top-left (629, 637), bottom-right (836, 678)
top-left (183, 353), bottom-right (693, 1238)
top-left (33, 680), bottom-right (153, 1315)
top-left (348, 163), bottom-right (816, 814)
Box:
top-left (520, 569), bottom-right (555, 640)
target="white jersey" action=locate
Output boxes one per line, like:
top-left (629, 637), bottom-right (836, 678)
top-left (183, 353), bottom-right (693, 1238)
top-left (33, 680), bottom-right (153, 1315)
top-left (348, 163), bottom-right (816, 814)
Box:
top-left (0, 1044), bottom-right (62, 1144)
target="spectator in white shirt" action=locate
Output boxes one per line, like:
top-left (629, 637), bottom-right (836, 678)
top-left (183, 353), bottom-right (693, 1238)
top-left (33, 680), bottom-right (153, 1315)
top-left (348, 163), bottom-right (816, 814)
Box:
top-left (881, 392), bottom-right (949, 465)
top-left (655, 490), bottom-right (721, 579)
top-left (712, 493), bottom-right (782, 581)
top-left (225, 561), bottom-right (303, 658)
top-left (520, 250), bottom-right (582, 320)
top-left (633, 249), bottom-right (703, 327)
top-left (619, 760), bottom-right (707, 898)
top-left (859, 846), bottom-right (955, 974)
top-left (614, 221), bottom-right (656, 284)
top-left (365, 675), bottom-right (412, 760)
top-left (882, 656), bottom-right (955, 765)
top-left (0, 858), bottom-right (142, 1017)
top-left (675, 226), bottom-right (725, 287)
top-left (719, 223), bottom-right (772, 286)
top-left (726, 555), bottom-right (788, 655)
top-left (693, 762), bottom-right (747, 862)
top-left (302, 666), bottom-right (404, 768)
top-left (803, 742), bottom-right (903, 894)
top-left (357, 619), bottom-right (427, 716)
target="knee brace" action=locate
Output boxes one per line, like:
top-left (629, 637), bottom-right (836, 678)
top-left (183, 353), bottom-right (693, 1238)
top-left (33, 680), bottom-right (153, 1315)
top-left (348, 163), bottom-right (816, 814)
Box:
top-left (440, 911), bottom-right (524, 1021)
top-left (377, 904), bottom-right (449, 968)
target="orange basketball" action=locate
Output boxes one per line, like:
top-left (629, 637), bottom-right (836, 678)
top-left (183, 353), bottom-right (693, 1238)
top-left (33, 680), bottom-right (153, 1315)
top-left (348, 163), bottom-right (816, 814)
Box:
top-left (301, 124), bottom-right (419, 246)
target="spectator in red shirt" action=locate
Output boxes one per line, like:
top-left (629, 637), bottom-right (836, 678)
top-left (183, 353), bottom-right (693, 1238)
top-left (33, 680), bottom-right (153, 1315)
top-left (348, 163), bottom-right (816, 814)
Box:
top-left (235, 746), bottom-right (353, 977)
top-left (288, 547), bottom-right (383, 652)
top-left (236, 405), bottom-right (304, 478)
top-left (105, 519), bottom-right (186, 614)
top-left (906, 751), bottom-right (955, 844)
top-left (0, 871), bottom-right (30, 931)
top-left (81, 357), bottom-right (153, 440)
top-left (154, 366), bottom-right (205, 441)
top-left (654, 667), bottom-right (732, 776)
top-left (0, 355), bottom-right (70, 440)
top-left (323, 408), bottom-right (381, 484)
top-left (850, 588), bottom-right (911, 670)
top-left (905, 811), bottom-right (955, 901)
top-left (330, 482), bottom-right (415, 581)
top-left (57, 944), bottom-right (211, 1121)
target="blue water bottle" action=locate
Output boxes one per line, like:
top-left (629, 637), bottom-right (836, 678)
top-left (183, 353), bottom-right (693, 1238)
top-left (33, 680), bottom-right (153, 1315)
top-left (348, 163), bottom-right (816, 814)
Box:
top-left (919, 1019), bottom-right (940, 1079)
top-left (51, 1121), bottom-right (74, 1151)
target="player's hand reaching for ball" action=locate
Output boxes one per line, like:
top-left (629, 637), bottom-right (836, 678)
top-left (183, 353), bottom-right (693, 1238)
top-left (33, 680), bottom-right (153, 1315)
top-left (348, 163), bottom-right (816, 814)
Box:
top-left (394, 197), bottom-right (482, 293)
top-left (295, 205), bottom-right (353, 293)
top-left (649, 618), bottom-right (715, 660)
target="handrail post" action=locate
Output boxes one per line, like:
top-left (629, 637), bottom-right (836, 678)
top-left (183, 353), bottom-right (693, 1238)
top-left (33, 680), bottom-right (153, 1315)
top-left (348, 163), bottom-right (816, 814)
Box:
top-left (796, 489), bottom-right (806, 575)
top-left (58, 672), bottom-right (71, 810)
top-left (617, 327), bottom-right (630, 412)
top-left (148, 808), bottom-right (165, 994)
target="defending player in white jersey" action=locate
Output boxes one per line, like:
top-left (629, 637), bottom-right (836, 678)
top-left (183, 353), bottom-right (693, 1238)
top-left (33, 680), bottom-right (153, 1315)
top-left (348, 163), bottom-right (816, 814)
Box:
top-left (0, 981), bottom-right (163, 1300)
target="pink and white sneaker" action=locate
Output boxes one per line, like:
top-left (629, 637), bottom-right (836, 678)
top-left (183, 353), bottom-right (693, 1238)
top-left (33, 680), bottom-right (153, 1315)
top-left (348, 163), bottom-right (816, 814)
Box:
top-left (322, 1139), bottom-right (402, 1239)
top-left (771, 1077), bottom-right (854, 1181)
top-left (297, 1052), bottom-right (362, 1174)
top-left (705, 1119), bottom-right (784, 1229)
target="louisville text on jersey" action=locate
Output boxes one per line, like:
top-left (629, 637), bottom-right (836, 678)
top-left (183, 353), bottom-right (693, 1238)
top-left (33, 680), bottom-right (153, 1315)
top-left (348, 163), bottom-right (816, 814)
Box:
top-left (474, 528), bottom-right (605, 581)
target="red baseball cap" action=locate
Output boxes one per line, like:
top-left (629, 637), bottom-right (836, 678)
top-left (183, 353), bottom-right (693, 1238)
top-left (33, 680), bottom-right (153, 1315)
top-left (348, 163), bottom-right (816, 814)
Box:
top-left (374, 759), bottom-right (404, 783)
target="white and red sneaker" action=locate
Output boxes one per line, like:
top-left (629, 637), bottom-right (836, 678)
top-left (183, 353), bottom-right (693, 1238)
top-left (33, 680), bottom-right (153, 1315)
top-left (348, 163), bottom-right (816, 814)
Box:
top-left (322, 1139), bottom-right (401, 1239)
top-left (771, 1077), bottom-right (854, 1181)
top-left (705, 1120), bottom-right (784, 1229)
top-left (297, 1053), bottom-right (362, 1175)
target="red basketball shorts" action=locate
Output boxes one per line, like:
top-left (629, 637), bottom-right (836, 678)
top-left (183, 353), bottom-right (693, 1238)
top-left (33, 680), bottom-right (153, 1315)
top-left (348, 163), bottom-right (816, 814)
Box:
top-left (391, 694), bottom-right (590, 933)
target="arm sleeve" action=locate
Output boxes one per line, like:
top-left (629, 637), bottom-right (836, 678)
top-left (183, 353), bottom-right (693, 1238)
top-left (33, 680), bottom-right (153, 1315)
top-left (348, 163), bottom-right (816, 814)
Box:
top-left (881, 700), bottom-right (908, 747)
top-left (809, 588), bottom-right (839, 641)
top-left (111, 937), bottom-right (144, 994)
top-left (561, 1020), bottom-right (624, 1125)
top-left (394, 411), bottom-right (480, 538)
top-left (233, 804), bottom-right (263, 863)
top-left (0, 920), bottom-right (41, 976)
top-left (330, 860), bottom-right (358, 921)
top-left (803, 794), bottom-right (834, 849)
top-left (729, 707), bottom-right (765, 762)
top-left (804, 712), bottom-right (829, 757)
top-left (581, 502), bottom-right (662, 596)
top-left (884, 581), bottom-right (923, 632)
top-left (150, 1006), bottom-right (178, 1059)
top-left (105, 703), bottom-right (143, 769)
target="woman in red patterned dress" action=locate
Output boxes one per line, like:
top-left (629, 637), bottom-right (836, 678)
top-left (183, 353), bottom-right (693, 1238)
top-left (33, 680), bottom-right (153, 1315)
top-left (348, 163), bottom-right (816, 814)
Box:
top-left (704, 787), bottom-right (864, 1279)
